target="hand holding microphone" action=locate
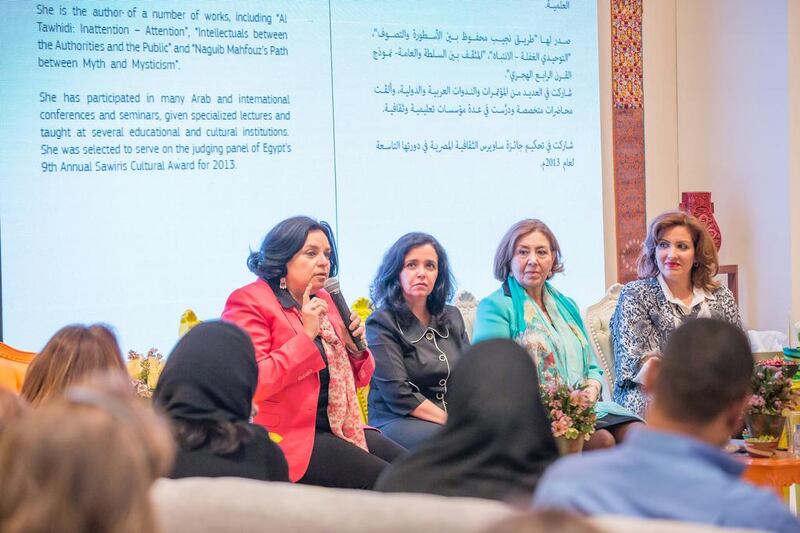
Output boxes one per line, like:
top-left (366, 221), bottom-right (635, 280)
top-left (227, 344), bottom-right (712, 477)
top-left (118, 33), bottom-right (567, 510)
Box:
top-left (301, 282), bottom-right (328, 340)
top-left (324, 277), bottom-right (368, 353)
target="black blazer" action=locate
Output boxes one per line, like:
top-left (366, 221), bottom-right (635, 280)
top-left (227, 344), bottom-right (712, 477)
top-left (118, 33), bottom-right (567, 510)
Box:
top-left (365, 305), bottom-right (470, 427)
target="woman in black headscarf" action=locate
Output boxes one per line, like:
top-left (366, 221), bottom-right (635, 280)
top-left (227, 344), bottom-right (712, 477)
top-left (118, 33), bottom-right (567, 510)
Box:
top-left (375, 339), bottom-right (559, 502)
top-left (154, 321), bottom-right (289, 481)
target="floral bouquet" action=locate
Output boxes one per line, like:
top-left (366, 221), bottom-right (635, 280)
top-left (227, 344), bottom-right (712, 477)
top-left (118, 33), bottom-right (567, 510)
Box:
top-left (127, 348), bottom-right (165, 399)
top-left (516, 326), bottom-right (598, 443)
top-left (747, 359), bottom-right (799, 416)
top-left (540, 373), bottom-right (597, 441)
top-left (538, 349), bottom-right (597, 444)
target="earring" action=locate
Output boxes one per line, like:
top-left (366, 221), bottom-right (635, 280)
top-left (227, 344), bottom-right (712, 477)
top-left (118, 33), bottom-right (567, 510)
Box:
top-left (693, 261), bottom-right (699, 267)
top-left (279, 277), bottom-right (287, 289)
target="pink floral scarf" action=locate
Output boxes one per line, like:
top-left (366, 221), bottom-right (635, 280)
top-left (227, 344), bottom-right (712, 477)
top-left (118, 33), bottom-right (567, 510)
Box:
top-left (318, 316), bottom-right (368, 451)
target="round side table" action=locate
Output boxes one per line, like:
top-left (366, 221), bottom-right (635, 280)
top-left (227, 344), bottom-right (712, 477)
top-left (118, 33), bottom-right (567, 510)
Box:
top-left (738, 451), bottom-right (800, 515)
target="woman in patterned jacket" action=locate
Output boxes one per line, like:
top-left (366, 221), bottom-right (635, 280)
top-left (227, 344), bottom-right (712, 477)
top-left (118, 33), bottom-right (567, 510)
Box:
top-left (611, 210), bottom-right (741, 418)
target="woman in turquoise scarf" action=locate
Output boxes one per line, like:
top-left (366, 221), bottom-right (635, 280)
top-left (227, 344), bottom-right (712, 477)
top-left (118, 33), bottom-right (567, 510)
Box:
top-left (474, 219), bottom-right (642, 450)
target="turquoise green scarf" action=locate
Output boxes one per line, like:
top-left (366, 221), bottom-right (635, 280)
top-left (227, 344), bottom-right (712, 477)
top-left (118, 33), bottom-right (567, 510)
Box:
top-left (506, 276), bottom-right (640, 420)
top-left (507, 276), bottom-right (595, 382)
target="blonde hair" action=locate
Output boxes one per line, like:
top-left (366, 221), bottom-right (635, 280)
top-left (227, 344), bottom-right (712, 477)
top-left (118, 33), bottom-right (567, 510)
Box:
top-left (21, 324), bottom-right (126, 406)
top-left (637, 210), bottom-right (719, 291)
top-left (0, 374), bottom-right (174, 533)
top-left (493, 219), bottom-right (564, 281)
top-left (0, 389), bottom-right (28, 435)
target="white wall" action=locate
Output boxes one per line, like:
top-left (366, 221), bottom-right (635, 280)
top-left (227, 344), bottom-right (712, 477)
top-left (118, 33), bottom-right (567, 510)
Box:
top-left (639, 0), bottom-right (796, 332)
top-left (642, 0), bottom-right (679, 219)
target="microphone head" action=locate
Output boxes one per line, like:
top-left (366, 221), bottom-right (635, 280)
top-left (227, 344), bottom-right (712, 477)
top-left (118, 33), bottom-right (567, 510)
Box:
top-left (323, 277), bottom-right (341, 293)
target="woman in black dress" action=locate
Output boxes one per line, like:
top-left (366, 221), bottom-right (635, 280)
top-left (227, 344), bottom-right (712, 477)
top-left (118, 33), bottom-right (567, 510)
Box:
top-left (366, 232), bottom-right (470, 450)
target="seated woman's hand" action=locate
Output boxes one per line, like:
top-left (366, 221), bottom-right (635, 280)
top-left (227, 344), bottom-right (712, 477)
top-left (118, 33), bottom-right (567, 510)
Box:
top-left (341, 311), bottom-right (367, 356)
top-left (301, 282), bottom-right (328, 339)
top-left (583, 379), bottom-right (602, 404)
top-left (633, 350), bottom-right (661, 384)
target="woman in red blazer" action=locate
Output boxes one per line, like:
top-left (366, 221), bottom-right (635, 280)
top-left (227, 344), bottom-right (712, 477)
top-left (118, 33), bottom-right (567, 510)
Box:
top-left (222, 216), bottom-right (405, 488)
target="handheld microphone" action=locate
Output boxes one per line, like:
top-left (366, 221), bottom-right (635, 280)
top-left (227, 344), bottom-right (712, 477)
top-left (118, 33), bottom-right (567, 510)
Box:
top-left (323, 277), bottom-right (368, 352)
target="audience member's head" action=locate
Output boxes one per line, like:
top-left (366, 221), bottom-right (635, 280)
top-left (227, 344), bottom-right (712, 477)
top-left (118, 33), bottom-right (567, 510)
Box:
top-left (487, 510), bottom-right (602, 533)
top-left (376, 339), bottom-right (559, 502)
top-left (20, 323), bottom-right (126, 406)
top-left (0, 373), bottom-right (174, 533)
top-left (644, 318), bottom-right (753, 445)
top-left (0, 388), bottom-right (28, 435)
top-left (154, 321), bottom-right (258, 456)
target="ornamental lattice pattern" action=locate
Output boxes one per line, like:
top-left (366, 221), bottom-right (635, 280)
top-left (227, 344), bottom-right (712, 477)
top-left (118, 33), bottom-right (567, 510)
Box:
top-left (611, 0), bottom-right (644, 109)
top-left (611, 0), bottom-right (646, 283)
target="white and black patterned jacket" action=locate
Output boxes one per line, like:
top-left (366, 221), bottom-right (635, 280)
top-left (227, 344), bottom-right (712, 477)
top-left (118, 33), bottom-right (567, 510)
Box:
top-left (610, 277), bottom-right (741, 418)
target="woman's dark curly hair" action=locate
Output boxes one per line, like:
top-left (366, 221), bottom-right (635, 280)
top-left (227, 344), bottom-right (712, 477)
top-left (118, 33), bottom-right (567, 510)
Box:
top-left (247, 216), bottom-right (338, 281)
top-left (370, 232), bottom-right (456, 325)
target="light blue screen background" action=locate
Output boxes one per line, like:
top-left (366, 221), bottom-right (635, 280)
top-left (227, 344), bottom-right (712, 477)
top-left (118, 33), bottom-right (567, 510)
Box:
top-left (0, 0), bottom-right (603, 354)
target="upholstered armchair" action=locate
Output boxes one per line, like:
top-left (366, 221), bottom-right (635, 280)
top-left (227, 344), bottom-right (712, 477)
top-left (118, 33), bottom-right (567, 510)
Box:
top-left (453, 291), bottom-right (478, 341)
top-left (583, 284), bottom-right (623, 401)
top-left (0, 342), bottom-right (36, 393)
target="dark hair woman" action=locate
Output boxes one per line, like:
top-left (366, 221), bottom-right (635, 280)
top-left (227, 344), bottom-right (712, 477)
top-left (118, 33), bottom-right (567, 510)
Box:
top-left (222, 216), bottom-right (405, 489)
top-left (366, 232), bottom-right (469, 450)
top-left (154, 321), bottom-right (289, 481)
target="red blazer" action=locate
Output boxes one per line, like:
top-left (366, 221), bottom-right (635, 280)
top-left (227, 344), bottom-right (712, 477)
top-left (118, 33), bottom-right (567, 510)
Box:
top-left (221, 278), bottom-right (374, 481)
